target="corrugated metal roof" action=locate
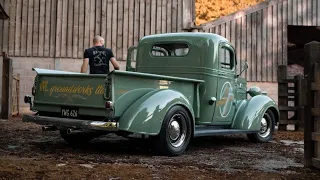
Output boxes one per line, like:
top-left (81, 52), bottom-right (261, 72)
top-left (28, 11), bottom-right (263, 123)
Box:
top-left (0, 3), bottom-right (9, 19)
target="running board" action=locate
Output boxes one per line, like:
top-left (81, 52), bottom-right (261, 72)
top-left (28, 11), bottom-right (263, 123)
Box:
top-left (194, 126), bottom-right (259, 137)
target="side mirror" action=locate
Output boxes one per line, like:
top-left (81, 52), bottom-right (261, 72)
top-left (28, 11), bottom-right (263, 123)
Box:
top-left (237, 62), bottom-right (249, 78)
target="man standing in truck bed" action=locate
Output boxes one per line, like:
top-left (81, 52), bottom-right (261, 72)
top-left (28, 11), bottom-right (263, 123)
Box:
top-left (81, 35), bottom-right (120, 74)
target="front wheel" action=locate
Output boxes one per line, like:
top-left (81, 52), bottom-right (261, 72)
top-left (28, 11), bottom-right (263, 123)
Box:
top-left (154, 105), bottom-right (192, 156)
top-left (247, 109), bottom-right (275, 143)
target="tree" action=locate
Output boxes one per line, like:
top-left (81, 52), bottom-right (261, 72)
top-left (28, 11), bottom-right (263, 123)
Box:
top-left (195, 0), bottom-right (265, 25)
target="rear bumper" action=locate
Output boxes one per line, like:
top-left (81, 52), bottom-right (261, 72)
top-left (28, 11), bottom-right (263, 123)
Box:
top-left (22, 114), bottom-right (118, 131)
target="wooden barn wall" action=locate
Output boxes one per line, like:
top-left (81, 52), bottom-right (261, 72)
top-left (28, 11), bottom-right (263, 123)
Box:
top-left (203, 0), bottom-right (320, 82)
top-left (0, 0), bottom-right (191, 61)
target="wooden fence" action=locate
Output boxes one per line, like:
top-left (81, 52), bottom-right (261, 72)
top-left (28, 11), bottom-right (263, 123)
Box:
top-left (304, 41), bottom-right (320, 169)
top-left (277, 65), bottom-right (305, 131)
top-left (0, 0), bottom-right (195, 61)
top-left (278, 42), bottom-right (320, 169)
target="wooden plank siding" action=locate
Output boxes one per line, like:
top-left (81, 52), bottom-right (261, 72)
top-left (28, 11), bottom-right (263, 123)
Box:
top-left (2, 0), bottom-right (319, 83)
top-left (201, 0), bottom-right (320, 82)
top-left (44, 0), bottom-right (51, 57)
top-left (0, 0), bottom-right (3, 53)
top-left (38, 0), bottom-right (46, 57)
top-left (14, 0), bottom-right (21, 56)
top-left (0, 0), bottom-right (190, 61)
top-left (1, 0), bottom-right (9, 54)
top-left (8, 0), bottom-right (16, 56)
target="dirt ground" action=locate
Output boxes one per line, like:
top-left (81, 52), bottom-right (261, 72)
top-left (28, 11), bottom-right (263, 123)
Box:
top-left (0, 117), bottom-right (319, 180)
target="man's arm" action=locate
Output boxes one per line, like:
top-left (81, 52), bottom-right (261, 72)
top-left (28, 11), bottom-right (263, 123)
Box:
top-left (110, 57), bottom-right (120, 70)
top-left (81, 49), bottom-right (90, 73)
top-left (81, 58), bottom-right (89, 73)
top-left (108, 49), bottom-right (119, 70)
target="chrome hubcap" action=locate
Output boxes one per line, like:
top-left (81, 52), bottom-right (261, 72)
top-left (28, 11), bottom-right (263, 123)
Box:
top-left (169, 120), bottom-right (180, 141)
top-left (259, 117), bottom-right (271, 138)
top-left (168, 114), bottom-right (186, 148)
top-left (260, 118), bottom-right (267, 132)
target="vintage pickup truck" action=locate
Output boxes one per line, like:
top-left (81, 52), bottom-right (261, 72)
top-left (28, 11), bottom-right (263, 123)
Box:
top-left (22, 32), bottom-right (279, 156)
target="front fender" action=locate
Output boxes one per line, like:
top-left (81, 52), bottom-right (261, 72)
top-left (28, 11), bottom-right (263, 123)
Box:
top-left (118, 89), bottom-right (195, 135)
top-left (231, 95), bottom-right (279, 131)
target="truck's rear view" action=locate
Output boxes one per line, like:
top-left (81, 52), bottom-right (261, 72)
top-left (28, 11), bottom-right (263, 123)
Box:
top-left (29, 69), bottom-right (108, 119)
top-left (24, 69), bottom-right (119, 144)
top-left (24, 67), bottom-right (202, 156)
top-left (23, 32), bottom-right (279, 156)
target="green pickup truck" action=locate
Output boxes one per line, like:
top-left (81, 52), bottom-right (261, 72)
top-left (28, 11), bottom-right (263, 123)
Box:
top-left (22, 32), bottom-right (279, 156)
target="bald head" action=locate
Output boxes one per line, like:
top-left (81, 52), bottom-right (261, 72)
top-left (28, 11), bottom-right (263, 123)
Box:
top-left (93, 35), bottom-right (104, 46)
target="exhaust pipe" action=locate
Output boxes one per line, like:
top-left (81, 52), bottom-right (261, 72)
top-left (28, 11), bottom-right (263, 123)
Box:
top-left (42, 126), bottom-right (57, 131)
top-left (67, 128), bottom-right (84, 134)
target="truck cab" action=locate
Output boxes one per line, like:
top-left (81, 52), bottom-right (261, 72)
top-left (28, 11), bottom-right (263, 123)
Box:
top-left (127, 33), bottom-right (252, 125)
top-left (22, 32), bottom-right (279, 156)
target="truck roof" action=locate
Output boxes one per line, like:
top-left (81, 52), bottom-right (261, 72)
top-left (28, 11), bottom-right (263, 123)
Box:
top-left (140, 32), bottom-right (228, 44)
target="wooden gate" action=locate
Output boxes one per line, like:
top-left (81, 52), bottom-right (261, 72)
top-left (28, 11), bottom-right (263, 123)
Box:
top-left (304, 41), bottom-right (320, 169)
top-left (277, 65), bottom-right (306, 131)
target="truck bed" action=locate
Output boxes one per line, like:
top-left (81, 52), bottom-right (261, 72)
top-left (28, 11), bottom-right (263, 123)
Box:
top-left (30, 68), bottom-right (203, 120)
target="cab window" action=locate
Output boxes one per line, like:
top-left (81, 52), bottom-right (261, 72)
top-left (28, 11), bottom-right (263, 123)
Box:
top-left (218, 45), bottom-right (235, 71)
top-left (151, 43), bottom-right (189, 57)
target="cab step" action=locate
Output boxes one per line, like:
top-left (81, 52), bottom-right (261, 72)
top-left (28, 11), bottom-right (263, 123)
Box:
top-left (194, 125), bottom-right (259, 137)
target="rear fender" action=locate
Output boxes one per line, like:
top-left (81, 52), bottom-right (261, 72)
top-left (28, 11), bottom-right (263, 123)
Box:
top-left (231, 95), bottom-right (279, 131)
top-left (118, 89), bottom-right (195, 135)
top-left (114, 88), bottom-right (155, 118)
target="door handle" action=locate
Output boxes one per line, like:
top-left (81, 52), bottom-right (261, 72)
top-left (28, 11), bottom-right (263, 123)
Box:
top-left (209, 97), bottom-right (216, 105)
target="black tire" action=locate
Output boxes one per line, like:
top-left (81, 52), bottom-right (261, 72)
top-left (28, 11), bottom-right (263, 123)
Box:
top-left (154, 105), bottom-right (192, 156)
top-left (247, 109), bottom-right (275, 143)
top-left (59, 129), bottom-right (96, 145)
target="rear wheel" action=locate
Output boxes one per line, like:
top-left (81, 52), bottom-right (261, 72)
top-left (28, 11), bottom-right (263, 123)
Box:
top-left (154, 105), bottom-right (192, 156)
top-left (59, 128), bottom-right (97, 145)
top-left (247, 109), bottom-right (275, 143)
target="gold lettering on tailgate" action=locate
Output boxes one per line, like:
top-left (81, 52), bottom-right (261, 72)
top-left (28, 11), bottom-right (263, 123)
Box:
top-left (38, 80), bottom-right (105, 96)
top-left (95, 85), bottom-right (105, 95)
top-left (40, 81), bottom-right (49, 92)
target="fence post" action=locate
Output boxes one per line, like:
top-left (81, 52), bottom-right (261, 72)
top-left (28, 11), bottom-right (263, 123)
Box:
top-left (295, 74), bottom-right (305, 131)
top-left (304, 41), bottom-right (320, 168)
top-left (1, 52), bottom-right (13, 120)
top-left (278, 65), bottom-right (288, 130)
top-left (17, 73), bottom-right (20, 115)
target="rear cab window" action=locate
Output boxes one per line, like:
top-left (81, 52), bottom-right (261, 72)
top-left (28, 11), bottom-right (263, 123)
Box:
top-left (151, 43), bottom-right (190, 57)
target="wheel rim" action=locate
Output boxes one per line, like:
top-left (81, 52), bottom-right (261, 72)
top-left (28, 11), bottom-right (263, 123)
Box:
top-left (167, 113), bottom-right (187, 148)
top-left (259, 114), bottom-right (271, 138)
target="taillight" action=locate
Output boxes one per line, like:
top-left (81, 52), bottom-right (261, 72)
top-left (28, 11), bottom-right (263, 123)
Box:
top-left (105, 101), bottom-right (114, 117)
top-left (32, 85), bottom-right (36, 96)
top-left (24, 95), bottom-right (31, 104)
top-left (105, 101), bottom-right (113, 109)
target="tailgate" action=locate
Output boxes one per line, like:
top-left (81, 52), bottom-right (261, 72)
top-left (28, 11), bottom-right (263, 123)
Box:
top-left (32, 68), bottom-right (108, 117)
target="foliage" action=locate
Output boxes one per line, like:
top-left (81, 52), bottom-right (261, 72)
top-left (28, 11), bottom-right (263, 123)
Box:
top-left (195, 0), bottom-right (265, 25)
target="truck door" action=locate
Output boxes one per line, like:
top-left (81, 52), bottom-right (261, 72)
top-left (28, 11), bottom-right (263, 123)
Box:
top-left (212, 42), bottom-right (236, 124)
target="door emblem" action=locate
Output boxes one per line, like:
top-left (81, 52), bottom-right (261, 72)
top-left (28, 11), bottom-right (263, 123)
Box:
top-left (217, 82), bottom-right (234, 117)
